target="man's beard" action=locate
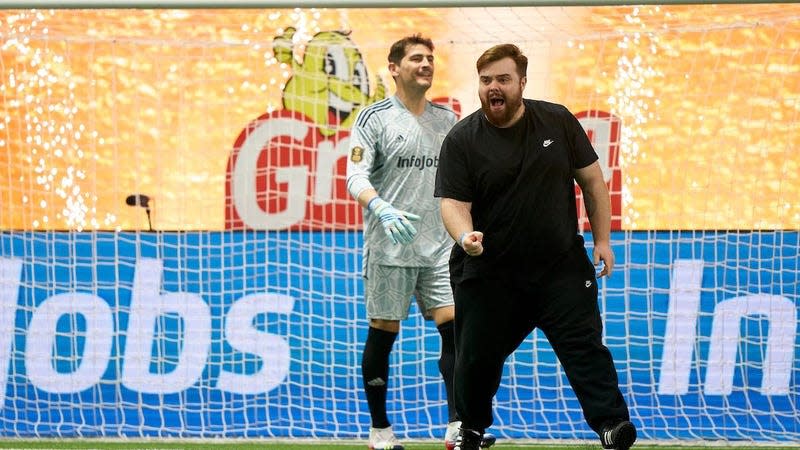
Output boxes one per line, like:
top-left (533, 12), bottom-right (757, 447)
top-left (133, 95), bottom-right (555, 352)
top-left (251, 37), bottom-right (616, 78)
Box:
top-left (481, 95), bottom-right (523, 127)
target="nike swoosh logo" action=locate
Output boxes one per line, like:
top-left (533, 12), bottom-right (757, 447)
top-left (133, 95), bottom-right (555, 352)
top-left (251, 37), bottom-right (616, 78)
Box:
top-left (543, 139), bottom-right (554, 147)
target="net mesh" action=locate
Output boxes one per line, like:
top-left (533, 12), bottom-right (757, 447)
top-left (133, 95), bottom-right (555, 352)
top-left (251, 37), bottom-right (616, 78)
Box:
top-left (0, 4), bottom-right (798, 443)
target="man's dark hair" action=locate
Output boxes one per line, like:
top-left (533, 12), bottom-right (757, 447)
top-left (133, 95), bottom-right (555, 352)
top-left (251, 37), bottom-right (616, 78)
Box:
top-left (476, 43), bottom-right (528, 78)
top-left (388, 34), bottom-right (434, 64)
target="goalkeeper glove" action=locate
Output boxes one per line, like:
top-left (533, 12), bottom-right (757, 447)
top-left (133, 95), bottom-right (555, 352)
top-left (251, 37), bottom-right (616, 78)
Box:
top-left (368, 197), bottom-right (421, 245)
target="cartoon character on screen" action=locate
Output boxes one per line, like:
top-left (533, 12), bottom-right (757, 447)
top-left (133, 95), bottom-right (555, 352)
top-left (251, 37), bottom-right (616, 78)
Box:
top-left (225, 28), bottom-right (386, 230)
top-left (272, 27), bottom-right (386, 137)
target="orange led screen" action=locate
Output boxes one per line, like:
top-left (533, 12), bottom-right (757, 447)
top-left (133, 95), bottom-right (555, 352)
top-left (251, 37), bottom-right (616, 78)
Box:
top-left (1, 6), bottom-right (798, 231)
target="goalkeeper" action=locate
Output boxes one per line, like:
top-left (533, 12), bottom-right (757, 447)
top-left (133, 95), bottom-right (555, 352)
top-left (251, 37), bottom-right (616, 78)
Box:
top-left (434, 44), bottom-right (636, 450)
top-left (347, 34), bottom-right (494, 450)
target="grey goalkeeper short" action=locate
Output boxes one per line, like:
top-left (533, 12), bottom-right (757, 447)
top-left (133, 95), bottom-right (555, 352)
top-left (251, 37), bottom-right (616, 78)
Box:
top-left (363, 260), bottom-right (454, 321)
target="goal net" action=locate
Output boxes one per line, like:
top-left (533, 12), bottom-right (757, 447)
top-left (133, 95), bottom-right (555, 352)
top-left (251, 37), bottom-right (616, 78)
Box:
top-left (1, 4), bottom-right (799, 443)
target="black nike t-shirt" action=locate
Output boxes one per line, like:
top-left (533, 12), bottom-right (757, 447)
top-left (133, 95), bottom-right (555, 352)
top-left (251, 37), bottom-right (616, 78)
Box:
top-left (434, 99), bottom-right (598, 283)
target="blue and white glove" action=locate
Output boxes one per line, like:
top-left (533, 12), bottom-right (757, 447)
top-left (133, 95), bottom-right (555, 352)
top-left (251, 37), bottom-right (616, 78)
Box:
top-left (368, 197), bottom-right (421, 245)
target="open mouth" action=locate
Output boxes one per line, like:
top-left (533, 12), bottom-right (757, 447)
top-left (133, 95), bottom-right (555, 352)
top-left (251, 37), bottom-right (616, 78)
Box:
top-left (489, 96), bottom-right (505, 108)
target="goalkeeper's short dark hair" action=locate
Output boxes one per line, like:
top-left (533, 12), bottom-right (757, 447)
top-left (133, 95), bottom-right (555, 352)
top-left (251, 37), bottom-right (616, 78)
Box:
top-left (388, 34), bottom-right (434, 64)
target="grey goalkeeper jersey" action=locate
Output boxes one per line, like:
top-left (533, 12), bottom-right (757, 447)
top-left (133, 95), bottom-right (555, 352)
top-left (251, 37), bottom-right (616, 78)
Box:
top-left (347, 95), bottom-right (457, 267)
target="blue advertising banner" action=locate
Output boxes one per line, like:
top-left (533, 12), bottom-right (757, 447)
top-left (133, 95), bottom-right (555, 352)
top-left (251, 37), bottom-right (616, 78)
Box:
top-left (0, 231), bottom-right (797, 441)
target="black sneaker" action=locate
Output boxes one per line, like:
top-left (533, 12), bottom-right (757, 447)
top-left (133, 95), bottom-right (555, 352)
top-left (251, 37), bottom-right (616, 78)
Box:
top-left (445, 422), bottom-right (496, 450)
top-left (479, 432), bottom-right (496, 448)
top-left (600, 420), bottom-right (637, 450)
top-left (453, 428), bottom-right (483, 450)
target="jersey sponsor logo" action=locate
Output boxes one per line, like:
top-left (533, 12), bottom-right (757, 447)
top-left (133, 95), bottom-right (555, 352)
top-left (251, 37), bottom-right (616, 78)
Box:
top-left (350, 146), bottom-right (364, 163)
top-left (397, 155), bottom-right (439, 170)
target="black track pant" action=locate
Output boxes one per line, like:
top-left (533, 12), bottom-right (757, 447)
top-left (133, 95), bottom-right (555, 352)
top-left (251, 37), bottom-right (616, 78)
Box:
top-left (452, 245), bottom-right (629, 434)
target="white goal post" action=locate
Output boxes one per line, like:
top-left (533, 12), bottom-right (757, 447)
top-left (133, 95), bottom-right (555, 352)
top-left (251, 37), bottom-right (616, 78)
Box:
top-left (1, 2), bottom-right (799, 444)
